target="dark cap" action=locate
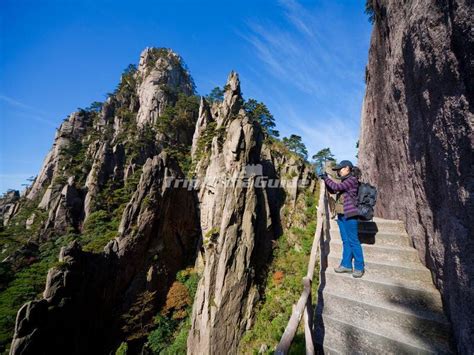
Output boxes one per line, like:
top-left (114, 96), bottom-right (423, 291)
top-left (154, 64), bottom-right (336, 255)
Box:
top-left (331, 160), bottom-right (354, 170)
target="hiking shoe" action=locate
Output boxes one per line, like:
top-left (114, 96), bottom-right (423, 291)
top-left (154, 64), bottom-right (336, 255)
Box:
top-left (352, 269), bottom-right (365, 278)
top-left (334, 265), bottom-right (352, 273)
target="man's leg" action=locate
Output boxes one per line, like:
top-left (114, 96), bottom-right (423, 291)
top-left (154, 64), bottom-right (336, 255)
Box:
top-left (336, 213), bottom-right (353, 269)
top-left (346, 217), bottom-right (364, 271)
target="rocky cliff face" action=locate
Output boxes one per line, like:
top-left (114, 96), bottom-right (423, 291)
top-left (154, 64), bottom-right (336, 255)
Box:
top-left (10, 153), bottom-right (200, 354)
top-left (358, 0), bottom-right (473, 351)
top-left (0, 190), bottom-right (20, 227)
top-left (3, 48), bottom-right (316, 354)
top-left (188, 72), bottom-right (315, 354)
top-left (5, 46), bottom-right (202, 354)
top-left (187, 72), bottom-right (274, 354)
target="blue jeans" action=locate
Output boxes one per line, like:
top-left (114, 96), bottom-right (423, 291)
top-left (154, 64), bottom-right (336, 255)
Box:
top-left (336, 213), bottom-right (365, 271)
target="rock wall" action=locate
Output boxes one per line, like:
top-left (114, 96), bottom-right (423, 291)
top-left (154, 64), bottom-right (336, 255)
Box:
top-left (22, 47), bottom-right (192, 235)
top-left (358, 0), bottom-right (473, 351)
top-left (0, 190), bottom-right (20, 227)
top-left (187, 72), bottom-right (316, 354)
top-left (136, 47), bottom-right (195, 128)
top-left (10, 153), bottom-right (200, 355)
top-left (6, 47), bottom-right (201, 354)
top-left (187, 72), bottom-right (274, 354)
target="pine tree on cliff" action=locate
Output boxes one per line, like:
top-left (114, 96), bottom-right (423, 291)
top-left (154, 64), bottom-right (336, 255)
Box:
top-left (244, 99), bottom-right (280, 138)
top-left (282, 134), bottom-right (308, 160)
top-left (312, 148), bottom-right (335, 173)
top-left (206, 86), bottom-right (224, 103)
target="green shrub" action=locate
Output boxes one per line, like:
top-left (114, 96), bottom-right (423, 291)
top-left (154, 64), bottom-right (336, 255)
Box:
top-left (0, 233), bottom-right (75, 350)
top-left (206, 86), bottom-right (224, 103)
top-left (115, 342), bottom-right (128, 355)
top-left (146, 315), bottom-right (177, 353)
top-left (145, 268), bottom-right (200, 354)
top-left (244, 98), bottom-right (280, 138)
top-left (238, 187), bottom-right (319, 353)
top-left (176, 268), bottom-right (199, 300)
top-left (155, 93), bottom-right (200, 175)
top-left (81, 210), bottom-right (119, 253)
top-left (163, 318), bottom-right (191, 355)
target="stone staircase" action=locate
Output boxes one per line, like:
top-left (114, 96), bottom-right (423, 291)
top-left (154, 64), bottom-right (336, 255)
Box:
top-left (314, 217), bottom-right (454, 354)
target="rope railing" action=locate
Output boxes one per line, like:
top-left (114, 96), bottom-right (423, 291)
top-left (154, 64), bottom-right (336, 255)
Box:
top-left (275, 181), bottom-right (329, 355)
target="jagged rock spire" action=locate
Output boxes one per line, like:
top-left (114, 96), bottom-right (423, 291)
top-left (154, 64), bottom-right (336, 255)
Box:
top-left (191, 97), bottom-right (213, 159)
top-left (136, 47), bottom-right (194, 128)
top-left (218, 70), bottom-right (244, 127)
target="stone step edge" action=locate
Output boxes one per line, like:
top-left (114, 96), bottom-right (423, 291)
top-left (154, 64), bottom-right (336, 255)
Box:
top-left (329, 222), bottom-right (405, 230)
top-left (329, 228), bottom-right (407, 235)
top-left (330, 229), bottom-right (410, 237)
top-left (326, 254), bottom-right (429, 273)
top-left (323, 268), bottom-right (441, 295)
top-left (329, 218), bottom-right (405, 225)
top-left (314, 313), bottom-right (449, 354)
top-left (319, 288), bottom-right (450, 327)
top-left (371, 217), bottom-right (405, 224)
top-left (329, 239), bottom-right (418, 253)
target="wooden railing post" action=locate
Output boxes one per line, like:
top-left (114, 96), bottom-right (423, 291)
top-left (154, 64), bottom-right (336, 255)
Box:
top-left (275, 277), bottom-right (312, 355)
top-left (304, 278), bottom-right (314, 355)
top-left (276, 182), bottom-right (327, 354)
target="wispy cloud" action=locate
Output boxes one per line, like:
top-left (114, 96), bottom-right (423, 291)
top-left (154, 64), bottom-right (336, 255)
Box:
top-left (237, 0), bottom-right (360, 96)
top-left (279, 0), bottom-right (315, 38)
top-left (0, 94), bottom-right (57, 127)
top-left (237, 0), bottom-right (366, 162)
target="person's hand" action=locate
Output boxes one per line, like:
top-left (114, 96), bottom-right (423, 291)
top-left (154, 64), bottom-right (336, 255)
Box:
top-left (318, 172), bottom-right (328, 179)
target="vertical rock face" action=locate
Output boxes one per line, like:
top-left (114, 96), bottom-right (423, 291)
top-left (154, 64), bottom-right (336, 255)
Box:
top-left (5, 46), bottom-right (201, 354)
top-left (187, 72), bottom-right (276, 354)
top-left (136, 47), bottom-right (195, 128)
top-left (0, 190), bottom-right (20, 226)
top-left (15, 47), bottom-right (195, 236)
top-left (358, 0), bottom-right (473, 351)
top-left (9, 152), bottom-right (200, 355)
top-left (27, 111), bottom-right (91, 203)
top-left (186, 72), bottom-right (317, 354)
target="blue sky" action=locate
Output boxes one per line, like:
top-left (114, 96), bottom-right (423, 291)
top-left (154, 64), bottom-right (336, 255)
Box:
top-left (0, 0), bottom-right (372, 193)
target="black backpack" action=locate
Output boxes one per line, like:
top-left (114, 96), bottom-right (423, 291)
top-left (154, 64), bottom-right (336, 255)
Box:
top-left (347, 181), bottom-right (378, 221)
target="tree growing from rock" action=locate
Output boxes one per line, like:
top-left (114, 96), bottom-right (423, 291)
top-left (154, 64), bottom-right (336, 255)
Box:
top-left (121, 290), bottom-right (157, 341)
top-left (282, 134), bottom-right (308, 160)
top-left (244, 99), bottom-right (280, 138)
top-left (206, 86), bottom-right (224, 103)
top-left (312, 148), bottom-right (335, 174)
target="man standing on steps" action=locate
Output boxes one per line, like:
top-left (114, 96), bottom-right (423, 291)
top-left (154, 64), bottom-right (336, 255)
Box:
top-left (318, 160), bottom-right (365, 278)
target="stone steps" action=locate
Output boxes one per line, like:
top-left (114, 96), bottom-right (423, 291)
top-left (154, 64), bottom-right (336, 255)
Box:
top-left (315, 314), bottom-right (451, 355)
top-left (329, 239), bottom-right (420, 264)
top-left (315, 217), bottom-right (453, 354)
top-left (327, 255), bottom-right (434, 288)
top-left (330, 218), bottom-right (406, 234)
top-left (317, 291), bottom-right (451, 351)
top-left (323, 268), bottom-right (444, 315)
top-left (329, 229), bottom-right (411, 248)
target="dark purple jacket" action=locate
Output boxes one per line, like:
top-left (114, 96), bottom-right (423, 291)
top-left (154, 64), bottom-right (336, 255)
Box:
top-left (323, 174), bottom-right (359, 218)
